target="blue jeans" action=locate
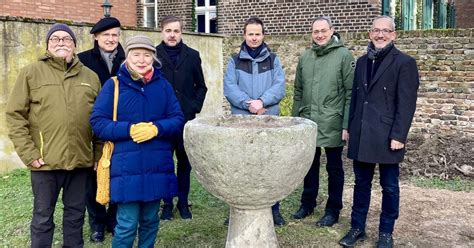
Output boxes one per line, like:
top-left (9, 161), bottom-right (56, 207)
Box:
top-left (300, 147), bottom-right (344, 217)
top-left (350, 160), bottom-right (400, 234)
top-left (112, 201), bottom-right (160, 248)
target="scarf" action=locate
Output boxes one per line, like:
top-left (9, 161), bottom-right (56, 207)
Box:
top-left (367, 41), bottom-right (394, 60)
top-left (162, 40), bottom-right (183, 66)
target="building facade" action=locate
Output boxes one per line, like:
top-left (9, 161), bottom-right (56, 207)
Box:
top-left (1, 1), bottom-right (472, 33)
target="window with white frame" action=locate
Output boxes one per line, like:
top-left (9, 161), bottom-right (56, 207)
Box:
top-left (143, 0), bottom-right (157, 28)
top-left (196, 0), bottom-right (217, 33)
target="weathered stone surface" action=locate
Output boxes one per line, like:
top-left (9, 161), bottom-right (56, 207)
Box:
top-left (184, 115), bottom-right (317, 209)
top-left (184, 115), bottom-right (317, 247)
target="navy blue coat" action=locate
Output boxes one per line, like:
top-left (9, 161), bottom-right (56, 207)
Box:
top-left (347, 47), bottom-right (419, 164)
top-left (90, 64), bottom-right (184, 203)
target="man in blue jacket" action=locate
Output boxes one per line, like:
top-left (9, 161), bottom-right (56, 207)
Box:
top-left (339, 16), bottom-right (419, 248)
top-left (155, 15), bottom-right (208, 220)
top-left (224, 17), bottom-right (286, 225)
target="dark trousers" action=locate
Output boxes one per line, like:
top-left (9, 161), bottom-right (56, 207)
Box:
top-left (86, 168), bottom-right (117, 232)
top-left (350, 160), bottom-right (400, 234)
top-left (300, 146), bottom-right (344, 217)
top-left (30, 169), bottom-right (88, 248)
top-left (163, 145), bottom-right (192, 207)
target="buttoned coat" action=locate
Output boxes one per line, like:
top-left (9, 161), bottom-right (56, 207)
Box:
top-left (155, 43), bottom-right (207, 122)
top-left (347, 46), bottom-right (419, 164)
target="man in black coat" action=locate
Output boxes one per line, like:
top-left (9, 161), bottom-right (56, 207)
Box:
top-left (78, 16), bottom-right (125, 243)
top-left (155, 15), bottom-right (207, 220)
top-left (339, 16), bottom-right (419, 248)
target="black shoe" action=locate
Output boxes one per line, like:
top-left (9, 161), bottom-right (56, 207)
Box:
top-left (106, 227), bottom-right (115, 236)
top-left (160, 203), bottom-right (173, 220)
top-left (315, 214), bottom-right (338, 227)
top-left (338, 228), bottom-right (367, 247)
top-left (177, 204), bottom-right (193, 219)
top-left (272, 210), bottom-right (286, 226)
top-left (292, 207), bottom-right (313, 219)
top-left (90, 231), bottom-right (105, 243)
top-left (376, 232), bottom-right (393, 248)
top-left (223, 217), bottom-right (229, 226)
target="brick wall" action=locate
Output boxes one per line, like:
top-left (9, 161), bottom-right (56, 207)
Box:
top-left (155, 0), bottom-right (193, 31)
top-left (223, 29), bottom-right (474, 137)
top-left (456, 0), bottom-right (474, 29)
top-left (218, 0), bottom-right (382, 35)
top-left (0, 0), bottom-right (137, 27)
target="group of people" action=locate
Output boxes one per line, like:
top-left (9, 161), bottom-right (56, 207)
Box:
top-left (5, 13), bottom-right (418, 248)
top-left (223, 15), bottom-right (419, 248)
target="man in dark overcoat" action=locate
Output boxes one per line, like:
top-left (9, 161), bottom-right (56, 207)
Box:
top-left (78, 16), bottom-right (125, 243)
top-left (155, 15), bottom-right (208, 220)
top-left (339, 16), bottom-right (419, 248)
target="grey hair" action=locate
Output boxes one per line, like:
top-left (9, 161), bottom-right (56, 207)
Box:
top-left (372, 15), bottom-right (396, 30)
top-left (312, 16), bottom-right (333, 28)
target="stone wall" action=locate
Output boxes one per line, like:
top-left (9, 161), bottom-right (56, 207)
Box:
top-left (223, 29), bottom-right (474, 137)
top-left (0, 17), bottom-right (224, 172)
top-left (0, 0), bottom-right (137, 27)
top-left (218, 0), bottom-right (381, 35)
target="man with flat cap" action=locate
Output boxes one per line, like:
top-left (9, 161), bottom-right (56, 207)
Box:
top-left (78, 16), bottom-right (125, 243)
top-left (7, 23), bottom-right (101, 248)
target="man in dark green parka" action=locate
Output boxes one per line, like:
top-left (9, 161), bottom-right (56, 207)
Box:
top-left (291, 16), bottom-right (355, 227)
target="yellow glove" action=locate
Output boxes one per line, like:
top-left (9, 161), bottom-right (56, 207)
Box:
top-left (130, 122), bottom-right (158, 143)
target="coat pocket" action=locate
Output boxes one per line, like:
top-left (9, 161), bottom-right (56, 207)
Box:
top-left (380, 115), bottom-right (394, 126)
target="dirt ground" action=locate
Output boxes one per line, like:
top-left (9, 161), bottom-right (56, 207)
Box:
top-left (339, 183), bottom-right (474, 248)
top-left (333, 133), bottom-right (474, 247)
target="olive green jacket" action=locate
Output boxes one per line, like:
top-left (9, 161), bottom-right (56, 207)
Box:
top-left (6, 52), bottom-right (101, 170)
top-left (292, 36), bottom-right (355, 147)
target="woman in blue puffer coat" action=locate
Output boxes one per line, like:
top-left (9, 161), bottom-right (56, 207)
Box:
top-left (90, 35), bottom-right (184, 247)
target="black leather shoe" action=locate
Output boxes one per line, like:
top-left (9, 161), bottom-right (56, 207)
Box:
top-left (177, 204), bottom-right (193, 219)
top-left (272, 210), bottom-right (286, 226)
top-left (338, 228), bottom-right (367, 247)
top-left (376, 232), bottom-right (393, 248)
top-left (90, 231), bottom-right (105, 243)
top-left (315, 214), bottom-right (338, 227)
top-left (292, 207), bottom-right (313, 219)
top-left (106, 227), bottom-right (115, 236)
top-left (160, 203), bottom-right (173, 220)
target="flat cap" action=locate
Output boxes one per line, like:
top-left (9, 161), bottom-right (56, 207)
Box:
top-left (90, 17), bottom-right (121, 34)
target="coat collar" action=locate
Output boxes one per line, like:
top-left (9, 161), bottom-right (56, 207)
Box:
top-left (40, 51), bottom-right (82, 77)
top-left (367, 46), bottom-right (399, 91)
top-left (156, 42), bottom-right (189, 69)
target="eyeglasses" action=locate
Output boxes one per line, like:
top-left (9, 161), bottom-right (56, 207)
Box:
top-left (313, 29), bottom-right (330, 35)
top-left (49, 36), bottom-right (74, 45)
top-left (370, 28), bottom-right (394, 35)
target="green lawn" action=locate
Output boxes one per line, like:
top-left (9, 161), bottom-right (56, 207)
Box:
top-left (1, 168), bottom-right (472, 247)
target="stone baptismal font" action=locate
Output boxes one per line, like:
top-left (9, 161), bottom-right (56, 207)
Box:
top-left (184, 115), bottom-right (318, 247)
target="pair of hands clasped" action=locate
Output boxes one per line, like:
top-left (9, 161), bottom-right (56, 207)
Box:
top-left (247, 99), bottom-right (267, 115)
top-left (130, 122), bottom-right (158, 143)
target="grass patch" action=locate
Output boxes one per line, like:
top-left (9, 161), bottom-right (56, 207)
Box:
top-left (409, 176), bottom-right (474, 192)
top-left (1, 167), bottom-right (471, 247)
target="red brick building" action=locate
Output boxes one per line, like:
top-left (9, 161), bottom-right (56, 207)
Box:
top-left (0, 0), bottom-right (472, 33)
top-left (0, 0), bottom-right (137, 27)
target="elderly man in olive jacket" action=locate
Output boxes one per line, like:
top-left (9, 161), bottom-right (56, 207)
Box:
top-left (6, 23), bottom-right (101, 248)
top-left (291, 16), bottom-right (354, 227)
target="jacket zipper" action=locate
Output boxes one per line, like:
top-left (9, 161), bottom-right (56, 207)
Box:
top-left (39, 131), bottom-right (44, 159)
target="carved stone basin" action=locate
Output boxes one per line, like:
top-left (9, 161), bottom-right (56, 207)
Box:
top-left (184, 115), bottom-right (317, 247)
